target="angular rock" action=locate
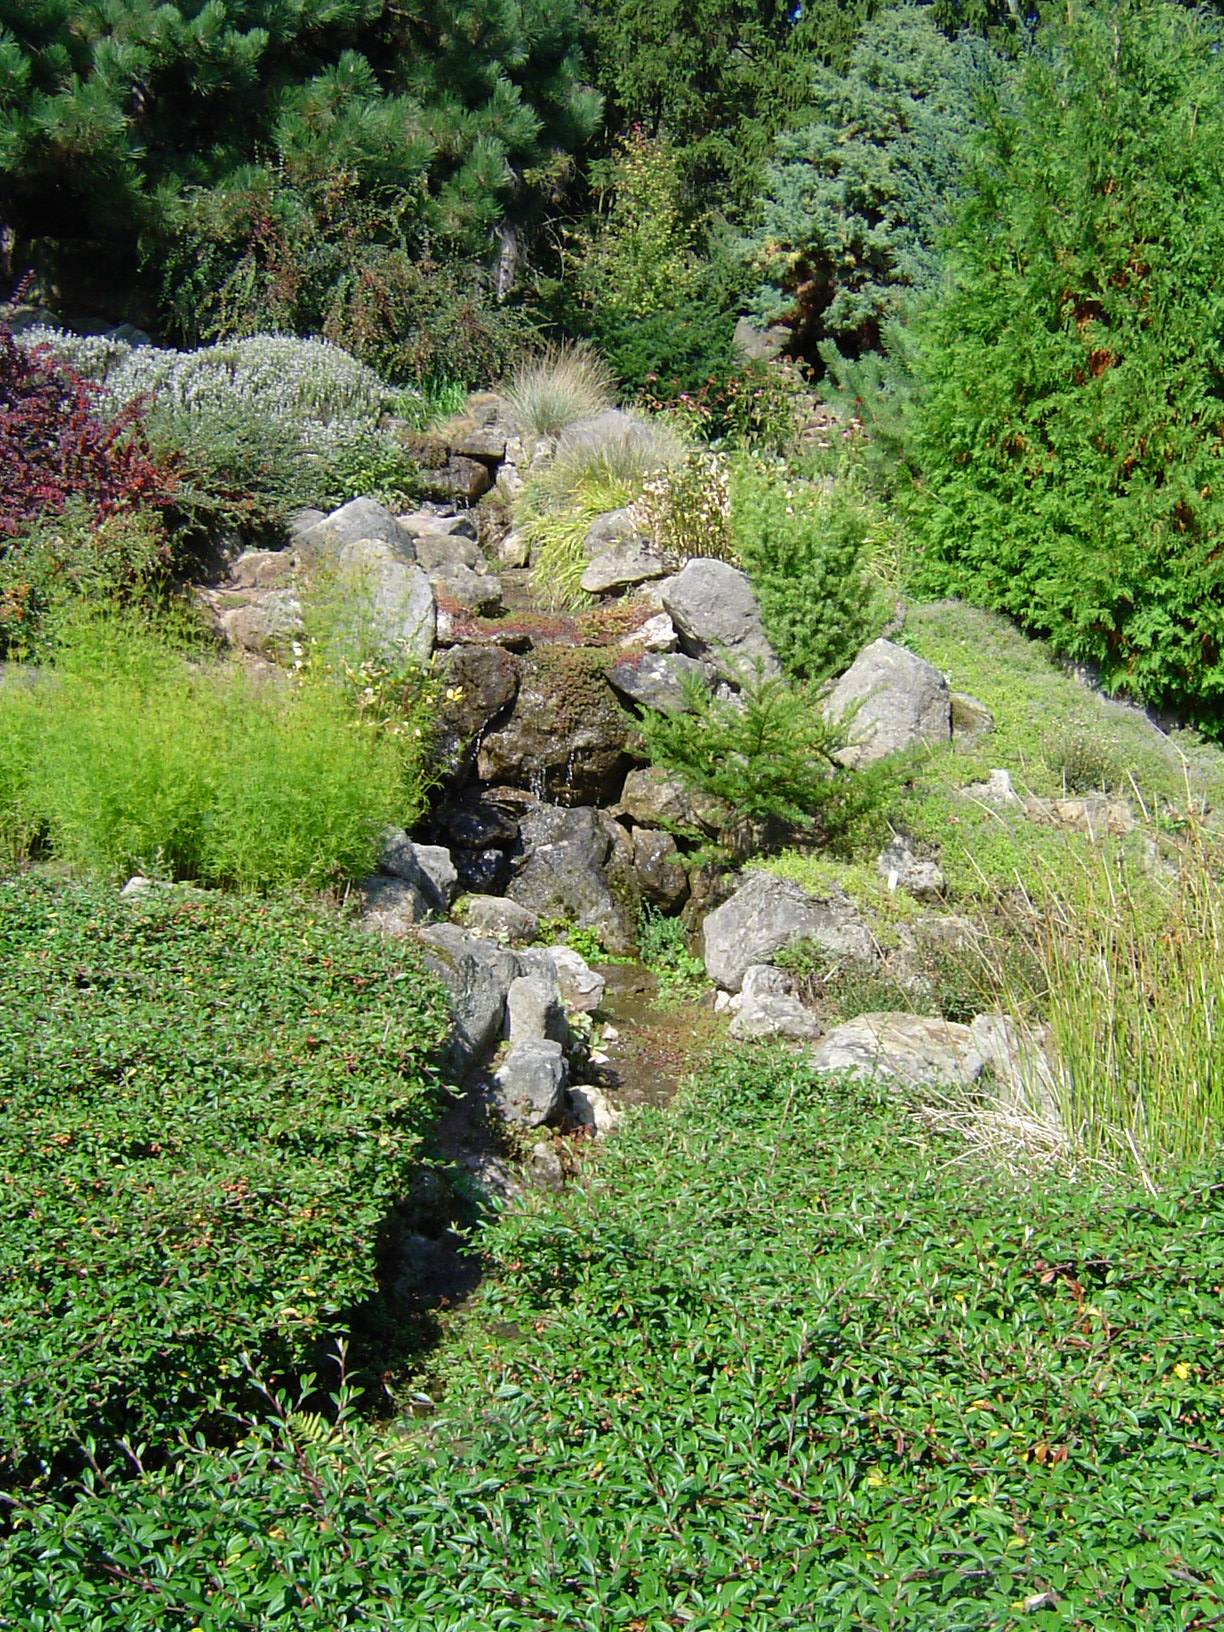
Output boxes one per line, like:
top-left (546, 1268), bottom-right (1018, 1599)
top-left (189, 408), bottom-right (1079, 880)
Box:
top-left (492, 1039), bottom-right (568, 1128)
top-left (877, 836), bottom-right (945, 904)
top-left (1022, 795), bottom-right (1135, 838)
top-left (435, 646), bottom-right (519, 751)
top-left (619, 766), bottom-right (725, 836)
top-left (506, 973), bottom-right (570, 1048)
top-left (527, 1140), bottom-right (564, 1189)
top-left (456, 894), bottom-right (540, 945)
top-left (450, 425), bottom-right (507, 463)
top-left (216, 590), bottom-right (303, 658)
top-left (398, 510), bottom-right (477, 541)
top-left (414, 923), bottom-right (520, 1069)
top-left (969, 1013), bottom-right (1063, 1122)
top-left (539, 946), bottom-right (606, 1013)
top-left (622, 611), bottom-right (679, 653)
top-left (811, 1012), bottom-right (984, 1091)
top-left (585, 508), bottom-right (643, 553)
top-left (229, 548), bottom-right (294, 590)
top-left (631, 829), bottom-right (689, 911)
top-left (663, 559), bottom-right (780, 684)
top-left (378, 830), bottom-right (458, 913)
top-left (477, 654), bottom-right (630, 806)
top-left (507, 805), bottom-right (638, 956)
top-left (729, 964), bottom-right (822, 1042)
top-left (569, 1083), bottom-right (622, 1137)
top-left (605, 651), bottom-right (714, 715)
top-left (701, 870), bottom-right (877, 993)
top-left (295, 497), bottom-right (414, 563)
top-left (360, 873), bottom-right (433, 935)
top-left (581, 539), bottom-right (669, 595)
top-left (412, 532), bottom-right (488, 573)
top-left (497, 530), bottom-right (531, 568)
top-left (336, 540), bottom-right (435, 664)
top-left (825, 639), bottom-right (951, 767)
top-left (962, 769), bottom-right (1021, 808)
top-left (429, 563), bottom-right (504, 615)
top-left (951, 691), bottom-right (995, 745)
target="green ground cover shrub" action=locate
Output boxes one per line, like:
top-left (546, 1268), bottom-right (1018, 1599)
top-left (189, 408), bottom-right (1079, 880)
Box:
top-left (732, 463), bottom-right (888, 682)
top-left (637, 904), bottom-right (707, 997)
top-left (0, 875), bottom-right (448, 1479)
top-left (7, 1050), bottom-right (1223, 1626)
top-left (0, 612), bottom-right (422, 889)
top-left (904, 0), bottom-right (1224, 734)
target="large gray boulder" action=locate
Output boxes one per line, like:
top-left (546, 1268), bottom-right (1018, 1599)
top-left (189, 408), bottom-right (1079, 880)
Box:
top-left (662, 560), bottom-right (780, 684)
top-left (295, 497), bottom-right (414, 562)
top-left (506, 973), bottom-right (570, 1048)
top-left (429, 562), bottom-right (504, 615)
top-left (413, 924), bottom-right (520, 1069)
top-left (825, 639), bottom-right (951, 767)
top-left (701, 870), bottom-right (877, 993)
top-left (631, 829), bottom-right (689, 911)
top-left (456, 894), bottom-right (540, 945)
top-left (492, 1039), bottom-right (568, 1129)
top-left (215, 590), bottom-right (303, 658)
top-left (359, 873), bottom-right (433, 935)
top-left (811, 1012), bottom-right (983, 1091)
top-left (336, 540), bottom-right (436, 664)
top-left (506, 805), bottom-right (639, 956)
top-left (605, 652), bottom-right (715, 715)
top-left (534, 945), bottom-right (606, 1013)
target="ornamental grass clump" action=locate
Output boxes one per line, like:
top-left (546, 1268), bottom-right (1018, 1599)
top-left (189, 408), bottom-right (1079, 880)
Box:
top-left (1005, 818), bottom-right (1224, 1185)
top-left (502, 340), bottom-right (617, 438)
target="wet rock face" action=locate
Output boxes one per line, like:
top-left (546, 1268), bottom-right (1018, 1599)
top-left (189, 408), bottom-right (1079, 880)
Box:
top-left (506, 804), bottom-right (639, 956)
top-left (477, 650), bottom-right (631, 807)
top-left (436, 646), bottom-right (520, 750)
top-left (605, 651), bottom-right (715, 715)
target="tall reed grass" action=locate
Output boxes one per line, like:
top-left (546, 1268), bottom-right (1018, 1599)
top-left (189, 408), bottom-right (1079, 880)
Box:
top-left (995, 819), bottom-right (1224, 1185)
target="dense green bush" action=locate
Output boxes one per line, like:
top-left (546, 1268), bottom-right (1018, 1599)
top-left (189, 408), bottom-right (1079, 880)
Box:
top-left (745, 4), bottom-right (1006, 363)
top-left (6, 1051), bottom-right (1223, 1625)
top-left (0, 504), bottom-right (173, 658)
top-left (731, 463), bottom-right (888, 681)
top-left (905, 0), bottom-right (1224, 731)
top-left (0, 611), bottom-right (425, 888)
top-left (0, 875), bottom-right (448, 1477)
top-left (558, 130), bottom-right (740, 393)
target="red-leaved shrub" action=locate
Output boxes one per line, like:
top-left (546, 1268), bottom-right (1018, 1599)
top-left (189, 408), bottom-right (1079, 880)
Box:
top-left (0, 327), bottom-right (175, 538)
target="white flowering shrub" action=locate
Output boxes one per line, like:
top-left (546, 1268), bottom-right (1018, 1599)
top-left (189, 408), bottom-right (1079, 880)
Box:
top-left (18, 329), bottom-right (395, 431)
top-left (635, 449), bottom-right (735, 566)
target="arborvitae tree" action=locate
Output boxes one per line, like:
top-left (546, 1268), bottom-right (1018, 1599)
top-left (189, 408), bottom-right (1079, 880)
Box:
top-left (0, 0), bottom-right (598, 319)
top-left (905, 0), bottom-right (1224, 732)
top-left (743, 3), bottom-right (1007, 364)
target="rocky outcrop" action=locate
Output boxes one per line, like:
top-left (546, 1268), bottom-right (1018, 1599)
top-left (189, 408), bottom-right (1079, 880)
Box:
top-left (811, 1012), bottom-right (983, 1090)
top-left (618, 766), bottom-right (725, 836)
top-left (663, 560), bottom-right (781, 684)
top-left (825, 639), bottom-right (951, 766)
top-left (701, 870), bottom-right (877, 993)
